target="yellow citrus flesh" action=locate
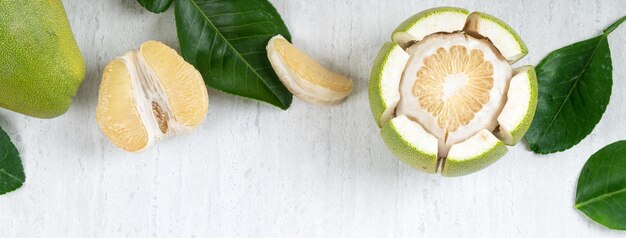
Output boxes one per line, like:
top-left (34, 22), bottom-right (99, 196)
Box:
top-left (140, 41), bottom-right (208, 127)
top-left (96, 59), bottom-right (149, 152)
top-left (413, 46), bottom-right (494, 132)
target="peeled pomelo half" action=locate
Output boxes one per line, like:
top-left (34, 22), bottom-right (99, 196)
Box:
top-left (96, 41), bottom-right (209, 152)
top-left (381, 115), bottom-right (439, 173)
top-left (396, 32), bottom-right (512, 157)
top-left (369, 42), bottom-right (410, 127)
top-left (368, 7), bottom-right (536, 176)
top-left (464, 12), bottom-right (528, 63)
top-left (267, 35), bottom-right (353, 106)
top-left (392, 7), bottom-right (469, 48)
top-left (496, 66), bottom-right (538, 145)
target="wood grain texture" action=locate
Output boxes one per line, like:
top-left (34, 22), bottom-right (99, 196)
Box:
top-left (0, 0), bottom-right (625, 237)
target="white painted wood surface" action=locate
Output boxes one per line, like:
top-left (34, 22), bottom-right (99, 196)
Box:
top-left (1, 0), bottom-right (625, 237)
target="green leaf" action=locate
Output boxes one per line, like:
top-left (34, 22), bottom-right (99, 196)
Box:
top-left (137, 0), bottom-right (173, 13)
top-left (174, 0), bottom-right (293, 109)
top-left (0, 126), bottom-right (24, 195)
top-left (575, 141), bottom-right (626, 230)
top-left (525, 16), bottom-right (626, 154)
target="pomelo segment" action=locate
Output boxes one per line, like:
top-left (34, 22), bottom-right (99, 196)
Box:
top-left (496, 66), bottom-right (538, 145)
top-left (140, 41), bottom-right (208, 129)
top-left (97, 59), bottom-right (149, 152)
top-left (381, 116), bottom-right (439, 173)
top-left (442, 129), bottom-right (508, 177)
top-left (464, 12), bottom-right (528, 64)
top-left (267, 35), bottom-right (353, 106)
top-left (392, 7), bottom-right (469, 48)
top-left (368, 42), bottom-right (410, 127)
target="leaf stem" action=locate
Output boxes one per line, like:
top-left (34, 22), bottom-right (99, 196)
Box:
top-left (604, 15), bottom-right (626, 35)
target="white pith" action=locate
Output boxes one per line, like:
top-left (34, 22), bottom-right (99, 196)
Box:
top-left (377, 44), bottom-right (410, 126)
top-left (441, 73), bottom-right (469, 101)
top-left (393, 11), bottom-right (469, 48)
top-left (497, 67), bottom-right (533, 145)
top-left (120, 51), bottom-right (191, 150)
top-left (396, 33), bottom-right (512, 157)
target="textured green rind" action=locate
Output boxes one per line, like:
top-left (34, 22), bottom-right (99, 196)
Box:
top-left (0, 126), bottom-right (24, 195)
top-left (175, 0), bottom-right (293, 110)
top-left (381, 120), bottom-right (438, 173)
top-left (525, 35), bottom-right (612, 154)
top-left (0, 0), bottom-right (85, 118)
top-left (575, 141), bottom-right (626, 230)
top-left (392, 7), bottom-right (469, 38)
top-left (137, 0), bottom-right (173, 13)
top-left (368, 42), bottom-right (396, 128)
top-left (468, 11), bottom-right (528, 62)
top-left (507, 66), bottom-right (539, 145)
top-left (442, 140), bottom-right (508, 177)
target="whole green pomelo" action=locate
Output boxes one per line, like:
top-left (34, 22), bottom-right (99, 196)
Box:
top-left (0, 0), bottom-right (85, 118)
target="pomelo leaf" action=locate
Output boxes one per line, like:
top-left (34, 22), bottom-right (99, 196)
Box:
top-left (137, 0), bottom-right (173, 13)
top-left (525, 16), bottom-right (625, 154)
top-left (175, 0), bottom-right (293, 109)
top-left (575, 141), bottom-right (626, 230)
top-left (0, 126), bottom-right (24, 195)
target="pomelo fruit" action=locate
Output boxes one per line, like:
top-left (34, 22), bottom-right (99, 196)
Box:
top-left (369, 7), bottom-right (536, 176)
top-left (0, 0), bottom-right (85, 118)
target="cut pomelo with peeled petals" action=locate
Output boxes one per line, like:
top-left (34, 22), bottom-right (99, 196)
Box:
top-left (464, 12), bottom-right (528, 64)
top-left (369, 42), bottom-right (410, 127)
top-left (381, 116), bottom-right (439, 173)
top-left (496, 66), bottom-right (538, 145)
top-left (368, 8), bottom-right (534, 176)
top-left (442, 129), bottom-right (508, 177)
top-left (392, 7), bottom-right (469, 48)
top-left (267, 35), bottom-right (353, 106)
top-left (96, 41), bottom-right (209, 152)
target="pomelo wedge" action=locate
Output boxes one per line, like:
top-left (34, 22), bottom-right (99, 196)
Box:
top-left (392, 7), bottom-right (469, 48)
top-left (442, 129), bottom-right (508, 177)
top-left (496, 66), bottom-right (538, 145)
top-left (369, 42), bottom-right (410, 127)
top-left (464, 12), bottom-right (528, 64)
top-left (381, 116), bottom-right (439, 173)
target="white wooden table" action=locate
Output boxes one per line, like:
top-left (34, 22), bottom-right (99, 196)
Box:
top-left (1, 0), bottom-right (625, 237)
